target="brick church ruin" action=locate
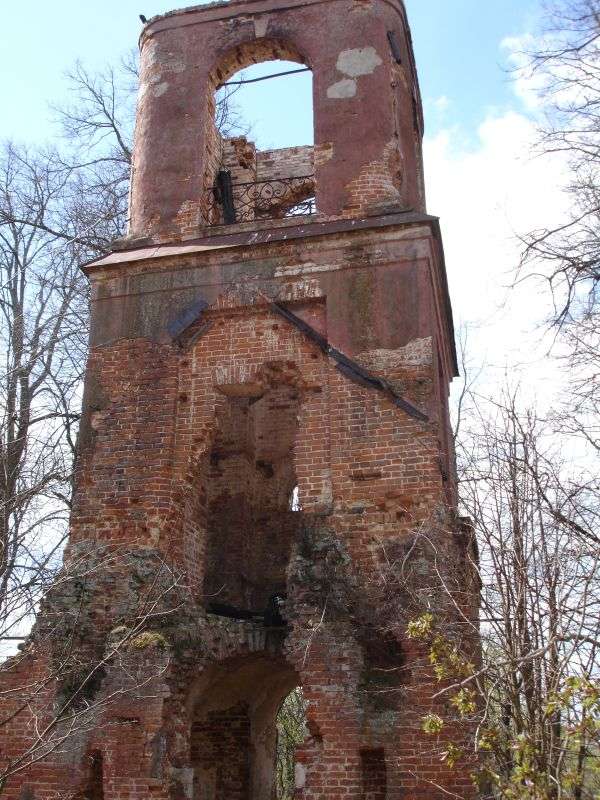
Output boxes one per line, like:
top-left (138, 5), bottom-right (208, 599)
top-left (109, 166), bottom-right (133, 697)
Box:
top-left (0, 0), bottom-right (479, 797)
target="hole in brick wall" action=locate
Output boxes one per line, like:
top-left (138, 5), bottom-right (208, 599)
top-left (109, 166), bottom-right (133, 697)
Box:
top-left (276, 687), bottom-right (308, 800)
top-left (289, 485), bottom-right (301, 512)
top-left (202, 383), bottom-right (304, 617)
top-left (360, 748), bottom-right (387, 800)
top-left (359, 627), bottom-right (407, 710)
top-left (82, 750), bottom-right (104, 800)
top-left (190, 655), bottom-right (300, 800)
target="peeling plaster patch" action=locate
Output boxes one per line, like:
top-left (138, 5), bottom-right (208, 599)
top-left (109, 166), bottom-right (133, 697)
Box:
top-left (157, 51), bottom-right (186, 73)
top-left (253, 16), bottom-right (269, 37)
top-left (336, 47), bottom-right (382, 77)
top-left (275, 279), bottom-right (323, 301)
top-left (90, 411), bottom-right (109, 432)
top-left (295, 763), bottom-right (307, 789)
top-left (327, 79), bottom-right (357, 99)
top-left (170, 767), bottom-right (194, 800)
top-left (314, 477), bottom-right (333, 513)
top-left (152, 82), bottom-right (169, 97)
top-left (214, 363), bottom-right (257, 387)
top-left (356, 338), bottom-right (433, 371)
top-left (314, 142), bottom-right (334, 166)
top-left (145, 40), bottom-right (185, 74)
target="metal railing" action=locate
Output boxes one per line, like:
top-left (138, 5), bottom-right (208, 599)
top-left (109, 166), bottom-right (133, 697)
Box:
top-left (206, 172), bottom-right (316, 225)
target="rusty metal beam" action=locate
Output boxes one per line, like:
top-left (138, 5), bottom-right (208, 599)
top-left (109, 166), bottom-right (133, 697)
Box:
top-left (267, 300), bottom-right (429, 423)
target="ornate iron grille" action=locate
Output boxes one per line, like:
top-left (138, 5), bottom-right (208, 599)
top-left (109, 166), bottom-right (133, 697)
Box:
top-left (206, 172), bottom-right (316, 225)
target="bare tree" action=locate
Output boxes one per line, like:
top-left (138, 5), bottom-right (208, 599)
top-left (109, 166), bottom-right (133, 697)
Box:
top-left (0, 142), bottom-right (88, 649)
top-left (0, 50), bottom-right (250, 793)
top-left (519, 0), bottom-right (600, 327)
top-left (0, 547), bottom-right (186, 791)
top-left (0, 49), bottom-right (248, 651)
top-left (404, 384), bottom-right (600, 799)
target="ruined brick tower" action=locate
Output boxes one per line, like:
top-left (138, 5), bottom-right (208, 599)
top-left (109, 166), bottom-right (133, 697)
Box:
top-left (0, 1), bottom-right (479, 798)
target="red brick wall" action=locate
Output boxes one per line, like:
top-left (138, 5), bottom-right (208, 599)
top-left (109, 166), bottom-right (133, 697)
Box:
top-left (0, 110), bottom-right (474, 800)
top-left (129, 0), bottom-right (425, 241)
top-left (191, 703), bottom-right (251, 800)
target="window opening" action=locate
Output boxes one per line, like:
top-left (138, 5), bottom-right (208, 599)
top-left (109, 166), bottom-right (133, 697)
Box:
top-left (216, 60), bottom-right (313, 150)
top-left (289, 485), bottom-right (301, 512)
top-left (207, 57), bottom-right (315, 225)
top-left (202, 382), bottom-right (303, 623)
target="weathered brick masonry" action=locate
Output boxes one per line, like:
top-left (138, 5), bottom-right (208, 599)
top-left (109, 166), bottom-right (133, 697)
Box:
top-left (0, 0), bottom-right (479, 797)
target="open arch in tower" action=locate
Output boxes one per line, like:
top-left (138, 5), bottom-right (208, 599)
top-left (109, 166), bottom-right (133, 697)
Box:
top-left (204, 40), bottom-right (315, 225)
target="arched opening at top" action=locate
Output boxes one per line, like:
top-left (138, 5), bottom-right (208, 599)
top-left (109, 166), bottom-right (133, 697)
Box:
top-left (217, 60), bottom-right (313, 151)
top-left (204, 41), bottom-right (315, 226)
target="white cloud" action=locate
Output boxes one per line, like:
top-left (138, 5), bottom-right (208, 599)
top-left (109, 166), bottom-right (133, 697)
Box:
top-left (501, 34), bottom-right (549, 112)
top-left (424, 110), bottom-right (571, 403)
top-left (433, 95), bottom-right (451, 112)
top-left (501, 31), bottom-right (589, 117)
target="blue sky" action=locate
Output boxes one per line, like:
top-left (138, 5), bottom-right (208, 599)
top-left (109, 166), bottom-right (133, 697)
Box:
top-left (0, 1), bottom-right (540, 146)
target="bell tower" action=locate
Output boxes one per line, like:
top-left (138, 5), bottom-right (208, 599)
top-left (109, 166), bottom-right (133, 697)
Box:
top-left (0, 2), bottom-right (479, 799)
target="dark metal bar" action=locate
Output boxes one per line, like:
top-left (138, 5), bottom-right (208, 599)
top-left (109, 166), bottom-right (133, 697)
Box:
top-left (215, 170), bottom-right (236, 224)
top-left (387, 30), bottom-right (403, 64)
top-left (266, 300), bottom-right (429, 423)
top-left (167, 298), bottom-right (209, 340)
top-left (220, 67), bottom-right (310, 88)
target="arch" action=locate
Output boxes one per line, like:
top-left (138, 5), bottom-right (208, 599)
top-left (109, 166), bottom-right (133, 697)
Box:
top-left (208, 39), bottom-right (310, 92)
top-left (188, 653), bottom-right (300, 800)
top-left (203, 39), bottom-right (315, 225)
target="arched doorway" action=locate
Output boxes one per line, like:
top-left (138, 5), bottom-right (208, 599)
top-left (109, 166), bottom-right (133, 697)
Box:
top-left (189, 655), bottom-right (303, 800)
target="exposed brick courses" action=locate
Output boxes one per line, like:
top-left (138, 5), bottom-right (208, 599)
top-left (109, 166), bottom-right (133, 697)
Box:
top-left (0, 0), bottom-right (478, 797)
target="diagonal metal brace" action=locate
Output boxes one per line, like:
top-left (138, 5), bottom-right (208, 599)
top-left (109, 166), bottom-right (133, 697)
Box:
top-left (266, 300), bottom-right (429, 423)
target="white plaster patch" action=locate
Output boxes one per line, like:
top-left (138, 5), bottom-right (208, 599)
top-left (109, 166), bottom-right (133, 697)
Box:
top-left (214, 363), bottom-right (256, 387)
top-left (253, 16), bottom-right (269, 38)
top-left (295, 763), bottom-right (307, 789)
top-left (356, 337), bottom-right (433, 370)
top-left (327, 78), bottom-right (357, 99)
top-left (314, 142), bottom-right (334, 166)
top-left (152, 82), bottom-right (170, 97)
top-left (276, 278), bottom-right (323, 302)
top-left (336, 46), bottom-right (383, 77)
top-left (158, 51), bottom-right (186, 73)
